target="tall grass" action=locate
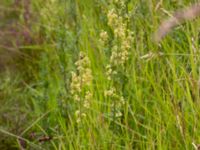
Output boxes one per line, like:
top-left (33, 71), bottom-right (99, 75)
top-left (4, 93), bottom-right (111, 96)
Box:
top-left (1, 0), bottom-right (200, 149)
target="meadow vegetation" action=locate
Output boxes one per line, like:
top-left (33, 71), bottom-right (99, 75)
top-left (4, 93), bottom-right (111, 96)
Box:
top-left (0, 0), bottom-right (200, 149)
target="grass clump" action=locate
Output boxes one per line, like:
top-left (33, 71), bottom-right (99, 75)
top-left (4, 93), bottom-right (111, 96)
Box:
top-left (0, 0), bottom-right (200, 149)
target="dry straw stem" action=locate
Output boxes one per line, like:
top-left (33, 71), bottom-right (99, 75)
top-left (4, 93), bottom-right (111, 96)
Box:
top-left (155, 3), bottom-right (200, 42)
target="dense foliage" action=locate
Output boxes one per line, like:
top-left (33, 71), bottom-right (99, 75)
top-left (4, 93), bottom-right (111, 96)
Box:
top-left (0, 0), bottom-right (200, 149)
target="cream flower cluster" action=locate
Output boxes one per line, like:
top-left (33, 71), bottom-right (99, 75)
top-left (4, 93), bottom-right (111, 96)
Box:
top-left (99, 30), bottom-right (109, 45)
top-left (104, 87), bottom-right (125, 118)
top-left (101, 1), bottom-right (132, 119)
top-left (107, 8), bottom-right (133, 67)
top-left (70, 52), bottom-right (93, 123)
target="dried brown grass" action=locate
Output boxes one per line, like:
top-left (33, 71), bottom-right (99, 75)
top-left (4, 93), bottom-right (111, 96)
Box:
top-left (0, 0), bottom-right (33, 71)
top-left (155, 3), bottom-right (200, 42)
